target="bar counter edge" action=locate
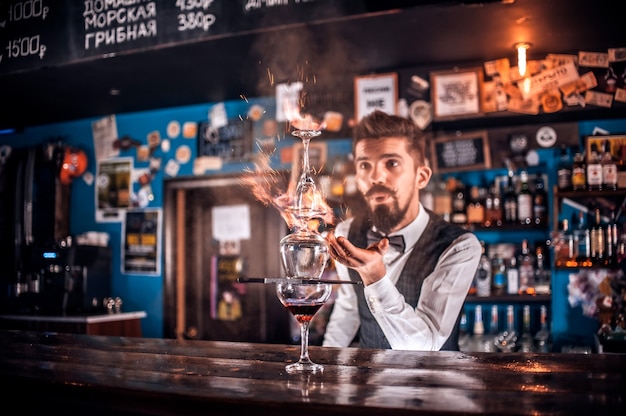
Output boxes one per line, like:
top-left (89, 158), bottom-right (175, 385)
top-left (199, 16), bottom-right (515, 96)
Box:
top-left (1, 330), bottom-right (625, 415)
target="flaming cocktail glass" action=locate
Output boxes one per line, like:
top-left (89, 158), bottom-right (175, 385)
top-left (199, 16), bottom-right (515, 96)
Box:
top-left (277, 127), bottom-right (331, 373)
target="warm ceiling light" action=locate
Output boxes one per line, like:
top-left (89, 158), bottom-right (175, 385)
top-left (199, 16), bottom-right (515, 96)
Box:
top-left (515, 42), bottom-right (532, 77)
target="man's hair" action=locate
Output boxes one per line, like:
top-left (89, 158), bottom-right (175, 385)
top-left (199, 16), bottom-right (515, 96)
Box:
top-left (353, 110), bottom-right (427, 166)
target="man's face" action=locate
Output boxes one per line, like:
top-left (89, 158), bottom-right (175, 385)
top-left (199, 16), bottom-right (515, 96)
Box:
top-left (354, 136), bottom-right (431, 233)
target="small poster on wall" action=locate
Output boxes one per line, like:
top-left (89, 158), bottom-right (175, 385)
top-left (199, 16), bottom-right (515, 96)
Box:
top-left (96, 157), bottom-right (133, 223)
top-left (122, 208), bottom-right (162, 276)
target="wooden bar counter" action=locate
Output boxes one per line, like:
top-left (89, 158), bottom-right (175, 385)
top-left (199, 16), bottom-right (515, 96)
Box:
top-left (1, 330), bottom-right (625, 415)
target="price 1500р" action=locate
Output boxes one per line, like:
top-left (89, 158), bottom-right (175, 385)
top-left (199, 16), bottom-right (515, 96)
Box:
top-left (5, 35), bottom-right (46, 60)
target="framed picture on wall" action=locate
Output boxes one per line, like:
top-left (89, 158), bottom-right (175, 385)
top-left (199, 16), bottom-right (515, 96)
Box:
top-left (354, 72), bottom-right (398, 121)
top-left (430, 67), bottom-right (484, 121)
top-left (585, 134), bottom-right (626, 162)
top-left (429, 130), bottom-right (491, 173)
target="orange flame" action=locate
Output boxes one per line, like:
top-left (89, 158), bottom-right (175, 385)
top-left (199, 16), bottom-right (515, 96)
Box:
top-left (281, 89), bottom-right (326, 133)
top-left (241, 148), bottom-right (335, 231)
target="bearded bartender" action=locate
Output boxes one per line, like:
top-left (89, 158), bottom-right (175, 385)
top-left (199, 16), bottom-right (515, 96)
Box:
top-left (323, 110), bottom-right (481, 351)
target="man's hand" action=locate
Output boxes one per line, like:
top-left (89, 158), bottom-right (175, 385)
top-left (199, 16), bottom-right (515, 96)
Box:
top-left (326, 229), bottom-right (389, 286)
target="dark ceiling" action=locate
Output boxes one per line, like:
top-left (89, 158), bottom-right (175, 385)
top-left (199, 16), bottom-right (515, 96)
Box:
top-left (1, 0), bottom-right (623, 131)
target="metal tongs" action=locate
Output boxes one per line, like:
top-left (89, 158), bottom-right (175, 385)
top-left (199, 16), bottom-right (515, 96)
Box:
top-left (236, 277), bottom-right (362, 285)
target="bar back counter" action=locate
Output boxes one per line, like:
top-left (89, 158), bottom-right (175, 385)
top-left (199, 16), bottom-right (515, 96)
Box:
top-left (1, 330), bottom-right (624, 415)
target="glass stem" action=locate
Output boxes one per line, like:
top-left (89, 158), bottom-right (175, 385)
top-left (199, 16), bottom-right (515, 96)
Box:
top-left (299, 321), bottom-right (312, 363)
top-left (301, 137), bottom-right (311, 179)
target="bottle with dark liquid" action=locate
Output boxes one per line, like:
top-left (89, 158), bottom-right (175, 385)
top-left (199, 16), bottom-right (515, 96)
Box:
top-left (557, 145), bottom-right (572, 191)
top-left (491, 256), bottom-right (506, 296)
top-left (450, 178), bottom-right (468, 225)
top-left (484, 182), bottom-right (503, 227)
top-left (533, 174), bottom-right (548, 226)
top-left (517, 170), bottom-right (533, 225)
top-left (590, 207), bottom-right (605, 266)
top-left (605, 210), bottom-right (619, 267)
top-left (466, 185), bottom-right (485, 226)
top-left (503, 172), bottom-right (518, 224)
top-left (572, 152), bottom-right (587, 191)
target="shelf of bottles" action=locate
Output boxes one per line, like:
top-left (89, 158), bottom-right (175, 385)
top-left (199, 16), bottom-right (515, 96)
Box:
top-left (460, 303), bottom-right (551, 353)
top-left (422, 162), bottom-right (553, 299)
top-left (419, 161), bottom-right (558, 351)
top-left (552, 142), bottom-right (626, 350)
top-left (552, 141), bottom-right (626, 271)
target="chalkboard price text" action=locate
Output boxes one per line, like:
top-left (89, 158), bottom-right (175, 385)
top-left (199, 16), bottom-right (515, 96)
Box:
top-left (4, 35), bottom-right (46, 60)
top-left (8, 0), bottom-right (49, 22)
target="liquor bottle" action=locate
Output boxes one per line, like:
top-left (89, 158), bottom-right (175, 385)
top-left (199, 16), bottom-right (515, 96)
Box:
top-left (590, 207), bottom-right (605, 266)
top-left (534, 244), bottom-right (551, 295)
top-left (466, 185), bottom-right (485, 226)
top-left (485, 305), bottom-right (499, 353)
top-left (474, 241), bottom-right (492, 297)
top-left (470, 305), bottom-right (486, 352)
top-left (518, 305), bottom-right (534, 352)
top-left (605, 210), bottom-right (619, 267)
top-left (571, 152), bottom-right (587, 191)
top-left (554, 218), bottom-right (578, 268)
top-left (506, 256), bottom-right (520, 295)
top-left (534, 305), bottom-right (551, 353)
top-left (450, 178), bottom-right (468, 225)
top-left (517, 170), bottom-right (533, 225)
top-left (491, 256), bottom-right (506, 296)
top-left (433, 180), bottom-right (452, 221)
top-left (556, 144), bottom-right (572, 191)
top-left (518, 239), bottom-right (536, 295)
top-left (503, 171), bottom-right (518, 224)
top-left (532, 174), bottom-right (548, 226)
top-left (587, 143), bottom-right (602, 191)
top-left (458, 311), bottom-right (471, 352)
top-left (495, 305), bottom-right (518, 353)
top-left (574, 211), bottom-right (592, 267)
top-left (601, 139), bottom-right (618, 191)
top-left (484, 182), bottom-right (503, 227)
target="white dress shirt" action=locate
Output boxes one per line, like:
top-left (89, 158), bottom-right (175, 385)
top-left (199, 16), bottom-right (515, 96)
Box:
top-left (322, 205), bottom-right (481, 351)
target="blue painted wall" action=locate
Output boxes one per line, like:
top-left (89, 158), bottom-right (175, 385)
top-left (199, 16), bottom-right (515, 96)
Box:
top-left (0, 96), bottom-right (353, 338)
top-left (2, 96), bottom-right (625, 344)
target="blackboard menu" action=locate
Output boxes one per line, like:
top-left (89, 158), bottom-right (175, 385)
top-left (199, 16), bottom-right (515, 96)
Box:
top-left (430, 130), bottom-right (491, 173)
top-left (197, 119), bottom-right (253, 160)
top-left (0, 0), bottom-right (393, 76)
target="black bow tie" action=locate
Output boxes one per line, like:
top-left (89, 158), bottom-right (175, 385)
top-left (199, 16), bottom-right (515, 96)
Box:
top-left (366, 230), bottom-right (406, 253)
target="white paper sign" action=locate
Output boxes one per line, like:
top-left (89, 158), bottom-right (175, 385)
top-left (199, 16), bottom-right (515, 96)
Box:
top-left (522, 62), bottom-right (579, 100)
top-left (355, 73), bottom-right (397, 121)
top-left (212, 204), bottom-right (251, 241)
top-left (92, 114), bottom-right (119, 161)
top-left (275, 82), bottom-right (303, 122)
top-left (209, 102), bottom-right (228, 128)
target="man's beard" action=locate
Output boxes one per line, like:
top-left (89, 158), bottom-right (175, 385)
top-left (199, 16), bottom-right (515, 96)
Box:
top-left (370, 198), bottom-right (410, 234)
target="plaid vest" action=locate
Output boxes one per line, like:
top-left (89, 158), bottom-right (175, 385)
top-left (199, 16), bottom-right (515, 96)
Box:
top-left (347, 210), bottom-right (467, 350)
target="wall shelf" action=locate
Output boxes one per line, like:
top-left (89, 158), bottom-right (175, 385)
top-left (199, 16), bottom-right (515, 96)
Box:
top-left (466, 295), bottom-right (551, 304)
